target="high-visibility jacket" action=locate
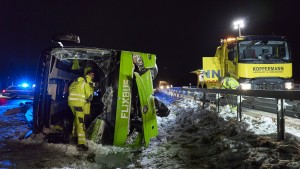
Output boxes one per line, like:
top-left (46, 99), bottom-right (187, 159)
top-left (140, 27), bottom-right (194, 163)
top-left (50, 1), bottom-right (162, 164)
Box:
top-left (221, 77), bottom-right (240, 89)
top-left (68, 75), bottom-right (94, 109)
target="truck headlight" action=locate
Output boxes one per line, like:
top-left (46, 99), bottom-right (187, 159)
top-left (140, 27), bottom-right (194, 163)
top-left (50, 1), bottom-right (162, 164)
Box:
top-left (285, 82), bottom-right (293, 90)
top-left (240, 83), bottom-right (251, 90)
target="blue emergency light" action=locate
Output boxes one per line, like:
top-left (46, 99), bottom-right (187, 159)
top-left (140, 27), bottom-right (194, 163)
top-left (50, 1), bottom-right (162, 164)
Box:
top-left (21, 83), bottom-right (29, 88)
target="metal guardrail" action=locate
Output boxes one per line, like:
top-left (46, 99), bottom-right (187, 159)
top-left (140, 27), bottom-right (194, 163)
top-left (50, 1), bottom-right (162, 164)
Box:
top-left (294, 83), bottom-right (300, 89)
top-left (171, 87), bottom-right (300, 100)
top-left (165, 87), bottom-right (300, 141)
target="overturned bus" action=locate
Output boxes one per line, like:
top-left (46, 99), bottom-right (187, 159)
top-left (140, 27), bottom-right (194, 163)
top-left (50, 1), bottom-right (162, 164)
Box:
top-left (33, 33), bottom-right (168, 147)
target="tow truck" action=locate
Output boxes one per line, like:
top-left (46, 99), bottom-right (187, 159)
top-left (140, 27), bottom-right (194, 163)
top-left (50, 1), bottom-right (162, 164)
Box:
top-left (194, 35), bottom-right (293, 90)
top-left (33, 33), bottom-right (168, 147)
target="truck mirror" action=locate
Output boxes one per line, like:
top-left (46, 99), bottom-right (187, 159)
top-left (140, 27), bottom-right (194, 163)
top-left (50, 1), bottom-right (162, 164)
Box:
top-left (228, 51), bottom-right (235, 61)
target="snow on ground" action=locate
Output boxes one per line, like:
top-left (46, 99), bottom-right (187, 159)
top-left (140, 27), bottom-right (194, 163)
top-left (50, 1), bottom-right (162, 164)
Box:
top-left (1, 92), bottom-right (300, 169)
top-left (135, 92), bottom-right (300, 169)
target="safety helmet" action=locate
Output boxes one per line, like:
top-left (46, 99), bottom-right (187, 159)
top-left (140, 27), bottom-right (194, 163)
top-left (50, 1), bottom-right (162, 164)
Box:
top-left (84, 67), bottom-right (93, 76)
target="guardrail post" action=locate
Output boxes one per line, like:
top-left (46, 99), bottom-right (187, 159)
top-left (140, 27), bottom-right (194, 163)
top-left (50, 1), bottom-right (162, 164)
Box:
top-left (202, 92), bottom-right (206, 110)
top-left (216, 93), bottom-right (221, 113)
top-left (237, 95), bottom-right (242, 121)
top-left (277, 98), bottom-right (285, 141)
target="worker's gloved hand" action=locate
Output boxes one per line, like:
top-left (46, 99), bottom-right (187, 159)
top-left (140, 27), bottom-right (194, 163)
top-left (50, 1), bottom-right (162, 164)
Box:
top-left (89, 82), bottom-right (96, 87)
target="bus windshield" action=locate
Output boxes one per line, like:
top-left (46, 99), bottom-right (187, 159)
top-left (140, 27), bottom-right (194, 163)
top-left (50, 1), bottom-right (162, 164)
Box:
top-left (238, 40), bottom-right (290, 62)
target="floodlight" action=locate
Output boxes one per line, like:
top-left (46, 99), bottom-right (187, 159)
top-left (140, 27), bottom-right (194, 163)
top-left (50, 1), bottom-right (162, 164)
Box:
top-left (233, 19), bottom-right (245, 37)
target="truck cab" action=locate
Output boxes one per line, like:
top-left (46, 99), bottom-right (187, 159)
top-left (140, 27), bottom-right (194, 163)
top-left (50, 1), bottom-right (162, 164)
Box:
top-left (201, 35), bottom-right (293, 90)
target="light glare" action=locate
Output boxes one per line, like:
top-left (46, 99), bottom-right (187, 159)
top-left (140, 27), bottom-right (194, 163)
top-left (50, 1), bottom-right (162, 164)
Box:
top-left (233, 20), bottom-right (244, 26)
top-left (240, 83), bottom-right (251, 90)
top-left (285, 82), bottom-right (293, 90)
top-left (21, 83), bottom-right (29, 88)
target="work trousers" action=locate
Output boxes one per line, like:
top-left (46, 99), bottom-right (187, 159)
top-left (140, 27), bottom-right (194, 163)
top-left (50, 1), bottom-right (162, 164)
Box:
top-left (225, 95), bottom-right (241, 112)
top-left (70, 106), bottom-right (86, 145)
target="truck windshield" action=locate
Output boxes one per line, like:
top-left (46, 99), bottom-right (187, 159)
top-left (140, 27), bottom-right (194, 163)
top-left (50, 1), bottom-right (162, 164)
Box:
top-left (238, 40), bottom-right (290, 62)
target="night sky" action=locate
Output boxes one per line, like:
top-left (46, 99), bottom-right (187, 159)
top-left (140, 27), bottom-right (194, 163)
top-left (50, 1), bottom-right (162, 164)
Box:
top-left (0, 1), bottom-right (300, 88)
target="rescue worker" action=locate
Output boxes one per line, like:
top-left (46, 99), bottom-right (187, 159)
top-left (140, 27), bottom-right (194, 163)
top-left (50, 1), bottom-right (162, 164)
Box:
top-left (68, 69), bottom-right (95, 151)
top-left (219, 76), bottom-right (240, 112)
top-left (84, 66), bottom-right (93, 77)
top-left (219, 76), bottom-right (240, 90)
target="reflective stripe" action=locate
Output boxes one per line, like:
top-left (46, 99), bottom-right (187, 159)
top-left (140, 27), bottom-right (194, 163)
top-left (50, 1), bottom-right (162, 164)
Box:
top-left (68, 98), bottom-right (87, 103)
top-left (69, 93), bottom-right (85, 98)
top-left (78, 134), bottom-right (84, 136)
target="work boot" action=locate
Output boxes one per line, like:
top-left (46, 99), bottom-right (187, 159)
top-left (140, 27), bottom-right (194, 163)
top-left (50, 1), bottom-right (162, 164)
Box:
top-left (77, 144), bottom-right (89, 151)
